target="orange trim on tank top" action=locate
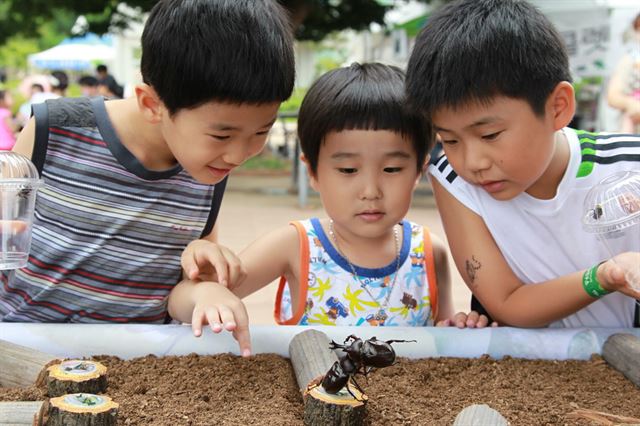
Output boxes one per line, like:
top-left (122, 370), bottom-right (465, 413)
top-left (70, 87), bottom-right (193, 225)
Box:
top-left (274, 221), bottom-right (310, 325)
top-left (423, 228), bottom-right (438, 321)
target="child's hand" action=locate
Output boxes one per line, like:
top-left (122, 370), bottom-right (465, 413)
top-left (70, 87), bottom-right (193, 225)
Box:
top-left (190, 281), bottom-right (251, 357)
top-left (436, 311), bottom-right (498, 328)
top-left (598, 252), bottom-right (640, 297)
top-left (181, 239), bottom-right (246, 288)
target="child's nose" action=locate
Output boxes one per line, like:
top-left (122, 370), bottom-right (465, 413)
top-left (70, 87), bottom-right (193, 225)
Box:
top-left (223, 140), bottom-right (253, 166)
top-left (359, 176), bottom-right (382, 200)
top-left (464, 142), bottom-right (491, 172)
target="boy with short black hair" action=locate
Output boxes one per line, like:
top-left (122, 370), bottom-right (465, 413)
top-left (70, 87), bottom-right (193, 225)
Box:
top-left (406, 0), bottom-right (640, 328)
top-left (2, 0), bottom-right (295, 329)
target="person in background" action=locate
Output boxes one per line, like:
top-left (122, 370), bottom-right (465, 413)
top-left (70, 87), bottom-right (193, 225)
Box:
top-left (78, 75), bottom-right (100, 97)
top-left (406, 0), bottom-right (640, 329)
top-left (96, 64), bottom-right (123, 98)
top-left (16, 83), bottom-right (58, 130)
top-left (607, 12), bottom-right (640, 134)
top-left (169, 63), bottom-right (495, 354)
top-left (50, 71), bottom-right (69, 97)
top-left (0, 90), bottom-right (16, 150)
top-left (98, 78), bottom-right (124, 99)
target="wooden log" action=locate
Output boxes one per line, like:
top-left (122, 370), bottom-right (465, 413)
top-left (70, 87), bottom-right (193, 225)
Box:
top-left (289, 329), bottom-right (339, 391)
top-left (602, 333), bottom-right (640, 387)
top-left (289, 330), bottom-right (367, 426)
top-left (453, 404), bottom-right (509, 426)
top-left (34, 394), bottom-right (118, 426)
top-left (0, 339), bottom-right (59, 387)
top-left (0, 401), bottom-right (43, 425)
top-left (45, 360), bottom-right (108, 397)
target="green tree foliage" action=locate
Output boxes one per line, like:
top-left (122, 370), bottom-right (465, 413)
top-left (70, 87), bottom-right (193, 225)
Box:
top-left (0, 0), bottom-right (442, 46)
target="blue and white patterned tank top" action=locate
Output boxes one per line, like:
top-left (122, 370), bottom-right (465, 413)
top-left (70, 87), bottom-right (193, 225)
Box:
top-left (275, 218), bottom-right (438, 326)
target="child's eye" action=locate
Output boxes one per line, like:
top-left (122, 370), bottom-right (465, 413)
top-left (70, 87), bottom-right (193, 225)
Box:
top-left (440, 139), bottom-right (457, 145)
top-left (482, 131), bottom-right (502, 141)
top-left (256, 130), bottom-right (270, 136)
top-left (338, 168), bottom-right (357, 174)
top-left (384, 167), bottom-right (403, 173)
top-left (209, 134), bottom-right (230, 141)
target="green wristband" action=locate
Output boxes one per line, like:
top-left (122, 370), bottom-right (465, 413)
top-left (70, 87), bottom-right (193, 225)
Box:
top-left (582, 264), bottom-right (610, 298)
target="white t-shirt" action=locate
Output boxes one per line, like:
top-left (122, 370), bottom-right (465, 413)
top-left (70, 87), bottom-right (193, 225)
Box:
top-left (429, 128), bottom-right (640, 328)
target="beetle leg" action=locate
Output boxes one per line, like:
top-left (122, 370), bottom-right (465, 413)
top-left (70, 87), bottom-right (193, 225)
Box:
top-left (349, 377), bottom-right (367, 401)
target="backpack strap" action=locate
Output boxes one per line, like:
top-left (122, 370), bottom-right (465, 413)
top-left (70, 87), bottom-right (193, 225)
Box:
top-left (30, 102), bottom-right (50, 174)
top-left (199, 176), bottom-right (228, 237)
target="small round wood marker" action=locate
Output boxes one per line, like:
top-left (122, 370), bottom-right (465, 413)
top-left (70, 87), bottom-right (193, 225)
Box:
top-left (45, 360), bottom-right (108, 397)
top-left (34, 393), bottom-right (119, 426)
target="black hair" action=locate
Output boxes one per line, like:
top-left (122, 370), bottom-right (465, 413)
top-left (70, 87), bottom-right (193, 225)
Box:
top-left (141, 0), bottom-right (295, 115)
top-left (406, 0), bottom-right (572, 118)
top-left (50, 71), bottom-right (69, 91)
top-left (96, 64), bottom-right (108, 73)
top-left (298, 63), bottom-right (432, 175)
top-left (78, 75), bottom-right (99, 87)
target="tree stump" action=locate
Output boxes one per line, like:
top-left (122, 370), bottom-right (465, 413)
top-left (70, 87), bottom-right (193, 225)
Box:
top-left (289, 329), bottom-right (368, 426)
top-left (44, 360), bottom-right (108, 397)
top-left (0, 339), bottom-right (59, 387)
top-left (602, 333), bottom-right (640, 387)
top-left (34, 393), bottom-right (118, 426)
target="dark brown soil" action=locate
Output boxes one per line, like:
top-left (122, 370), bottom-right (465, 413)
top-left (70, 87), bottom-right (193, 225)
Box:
top-left (1, 353), bottom-right (638, 425)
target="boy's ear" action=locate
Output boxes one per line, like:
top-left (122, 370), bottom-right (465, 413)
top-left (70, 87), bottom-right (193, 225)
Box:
top-left (134, 84), bottom-right (164, 124)
top-left (300, 154), bottom-right (319, 192)
top-left (548, 81), bottom-right (576, 130)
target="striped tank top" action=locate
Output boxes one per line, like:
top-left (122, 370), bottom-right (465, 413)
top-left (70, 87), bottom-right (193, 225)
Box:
top-left (275, 218), bottom-right (439, 326)
top-left (0, 97), bottom-right (224, 323)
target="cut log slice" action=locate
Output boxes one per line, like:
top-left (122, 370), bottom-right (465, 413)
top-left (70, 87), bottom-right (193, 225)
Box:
top-left (45, 360), bottom-right (108, 397)
top-left (303, 380), bottom-right (367, 426)
top-left (35, 393), bottom-right (118, 426)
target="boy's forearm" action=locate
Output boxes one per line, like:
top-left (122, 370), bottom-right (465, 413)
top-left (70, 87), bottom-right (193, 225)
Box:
top-left (167, 280), bottom-right (199, 323)
top-left (487, 271), bottom-right (594, 327)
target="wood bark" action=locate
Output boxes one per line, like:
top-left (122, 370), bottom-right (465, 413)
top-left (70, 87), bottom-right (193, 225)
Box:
top-left (45, 360), bottom-right (108, 397)
top-left (289, 329), bottom-right (367, 426)
top-left (602, 333), bottom-right (640, 387)
top-left (304, 382), bottom-right (366, 426)
top-left (0, 339), bottom-right (59, 387)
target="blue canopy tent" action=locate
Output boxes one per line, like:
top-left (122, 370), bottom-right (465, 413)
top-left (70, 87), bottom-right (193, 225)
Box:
top-left (28, 33), bottom-right (115, 71)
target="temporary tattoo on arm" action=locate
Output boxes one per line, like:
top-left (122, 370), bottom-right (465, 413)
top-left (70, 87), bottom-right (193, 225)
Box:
top-left (465, 255), bottom-right (481, 286)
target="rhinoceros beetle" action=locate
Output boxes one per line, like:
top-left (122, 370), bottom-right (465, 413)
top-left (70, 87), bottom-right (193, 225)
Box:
top-left (320, 334), bottom-right (415, 399)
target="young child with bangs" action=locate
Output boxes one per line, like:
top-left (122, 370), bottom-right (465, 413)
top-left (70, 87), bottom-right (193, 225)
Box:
top-left (169, 63), bottom-right (494, 355)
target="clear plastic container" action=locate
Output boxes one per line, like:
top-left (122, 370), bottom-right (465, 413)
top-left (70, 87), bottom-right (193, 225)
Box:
top-left (0, 151), bottom-right (43, 269)
top-left (582, 170), bottom-right (640, 291)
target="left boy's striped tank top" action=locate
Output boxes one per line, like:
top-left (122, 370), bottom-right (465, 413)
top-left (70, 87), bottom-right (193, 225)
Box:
top-left (0, 97), bottom-right (224, 323)
top-left (275, 218), bottom-right (439, 326)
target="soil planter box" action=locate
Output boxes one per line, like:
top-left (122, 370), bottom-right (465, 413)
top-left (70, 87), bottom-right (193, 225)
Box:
top-left (1, 325), bottom-right (639, 425)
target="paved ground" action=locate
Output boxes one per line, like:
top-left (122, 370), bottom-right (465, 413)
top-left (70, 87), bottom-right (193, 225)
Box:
top-left (219, 172), bottom-right (471, 325)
